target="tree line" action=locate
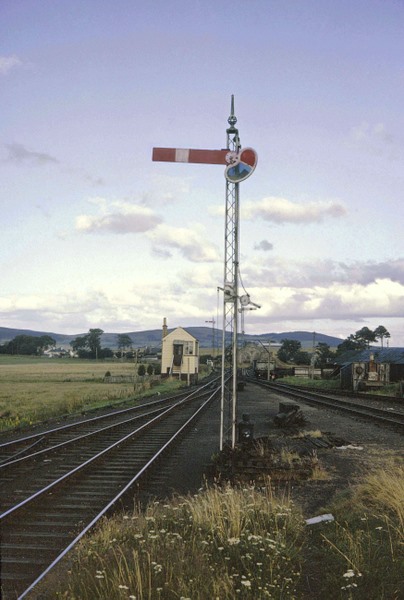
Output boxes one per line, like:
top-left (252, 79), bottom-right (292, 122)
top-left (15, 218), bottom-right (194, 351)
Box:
top-left (0, 335), bottom-right (56, 355)
top-left (277, 325), bottom-right (391, 366)
top-left (0, 330), bottom-right (135, 358)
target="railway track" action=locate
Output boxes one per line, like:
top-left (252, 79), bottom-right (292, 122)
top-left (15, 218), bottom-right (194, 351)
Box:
top-left (0, 380), bottom-right (220, 599)
top-left (247, 379), bottom-right (404, 430)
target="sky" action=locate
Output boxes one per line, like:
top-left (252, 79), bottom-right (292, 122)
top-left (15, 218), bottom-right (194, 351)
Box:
top-left (1, 0), bottom-right (403, 345)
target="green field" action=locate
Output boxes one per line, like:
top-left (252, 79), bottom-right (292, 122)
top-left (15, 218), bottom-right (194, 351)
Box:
top-left (0, 356), bottom-right (180, 432)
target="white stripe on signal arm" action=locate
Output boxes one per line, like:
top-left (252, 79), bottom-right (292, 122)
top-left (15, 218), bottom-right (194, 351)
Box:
top-left (175, 148), bottom-right (190, 162)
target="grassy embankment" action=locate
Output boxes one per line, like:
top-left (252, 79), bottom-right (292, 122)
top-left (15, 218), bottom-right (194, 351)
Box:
top-left (0, 356), bottom-right (184, 432)
top-left (40, 464), bottom-right (403, 599)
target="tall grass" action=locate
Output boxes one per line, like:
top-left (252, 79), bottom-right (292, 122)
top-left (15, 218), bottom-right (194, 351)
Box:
top-left (302, 463), bottom-right (404, 599)
top-left (39, 463), bottom-right (404, 599)
top-left (48, 483), bottom-right (304, 599)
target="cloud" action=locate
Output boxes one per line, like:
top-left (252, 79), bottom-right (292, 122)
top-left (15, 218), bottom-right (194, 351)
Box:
top-left (1, 269), bottom-right (403, 343)
top-left (351, 122), bottom-right (394, 145)
top-left (147, 224), bottom-right (220, 263)
top-left (349, 122), bottom-right (397, 159)
top-left (143, 175), bottom-right (192, 206)
top-left (254, 240), bottom-right (273, 251)
top-left (3, 143), bottom-right (104, 185)
top-left (0, 55), bottom-right (22, 75)
top-left (4, 143), bottom-right (59, 165)
top-left (245, 257), bottom-right (404, 289)
top-left (76, 199), bottom-right (162, 234)
top-left (243, 278), bottom-right (404, 324)
top-left (243, 196), bottom-right (346, 224)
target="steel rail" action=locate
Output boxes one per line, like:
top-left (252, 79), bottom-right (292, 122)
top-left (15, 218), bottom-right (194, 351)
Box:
top-left (0, 401), bottom-right (176, 470)
top-left (247, 379), bottom-right (404, 429)
top-left (0, 387), bottom-right (213, 521)
top-left (0, 376), bottom-right (219, 452)
top-left (15, 387), bottom-right (219, 600)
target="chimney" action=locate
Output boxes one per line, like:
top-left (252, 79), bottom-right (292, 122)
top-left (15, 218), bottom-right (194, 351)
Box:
top-left (162, 317), bottom-right (168, 340)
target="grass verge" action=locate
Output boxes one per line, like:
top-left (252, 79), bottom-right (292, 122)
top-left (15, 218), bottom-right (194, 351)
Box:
top-left (46, 483), bottom-right (304, 599)
top-left (38, 462), bottom-right (404, 600)
top-left (299, 462), bottom-right (404, 599)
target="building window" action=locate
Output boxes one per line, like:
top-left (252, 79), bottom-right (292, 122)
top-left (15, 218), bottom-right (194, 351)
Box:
top-left (173, 340), bottom-right (194, 355)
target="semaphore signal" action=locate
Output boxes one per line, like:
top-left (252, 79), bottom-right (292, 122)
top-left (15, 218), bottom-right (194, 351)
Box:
top-left (152, 95), bottom-right (258, 449)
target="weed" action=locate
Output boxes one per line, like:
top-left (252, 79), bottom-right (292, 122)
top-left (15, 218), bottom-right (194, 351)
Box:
top-left (47, 483), bottom-right (304, 599)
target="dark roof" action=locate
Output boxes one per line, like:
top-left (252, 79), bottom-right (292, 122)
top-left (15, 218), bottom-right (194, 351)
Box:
top-left (336, 347), bottom-right (404, 366)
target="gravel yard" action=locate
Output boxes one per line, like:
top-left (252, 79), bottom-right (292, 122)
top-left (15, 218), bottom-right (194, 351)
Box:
top-left (153, 381), bottom-right (404, 518)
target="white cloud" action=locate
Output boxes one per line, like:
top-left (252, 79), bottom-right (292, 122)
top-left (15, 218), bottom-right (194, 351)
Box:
top-left (147, 223), bottom-right (220, 263)
top-left (243, 196), bottom-right (346, 224)
top-left (243, 278), bottom-right (404, 323)
top-left (209, 196), bottom-right (346, 224)
top-left (245, 257), bottom-right (404, 289)
top-left (0, 55), bottom-right (22, 75)
top-left (76, 199), bottom-right (162, 234)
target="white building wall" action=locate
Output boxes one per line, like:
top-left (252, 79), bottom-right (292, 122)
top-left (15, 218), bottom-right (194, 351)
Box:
top-left (161, 327), bottom-right (199, 379)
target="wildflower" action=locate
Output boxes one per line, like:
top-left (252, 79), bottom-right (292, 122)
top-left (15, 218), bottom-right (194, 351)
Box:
top-left (118, 585), bottom-right (129, 589)
top-left (343, 569), bottom-right (355, 579)
top-left (375, 526), bottom-right (383, 530)
top-left (95, 574), bottom-right (105, 579)
top-left (227, 537), bottom-right (240, 545)
top-left (241, 580), bottom-right (252, 587)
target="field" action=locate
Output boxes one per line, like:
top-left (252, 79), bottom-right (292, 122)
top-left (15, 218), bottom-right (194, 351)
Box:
top-left (0, 356), bottom-right (179, 432)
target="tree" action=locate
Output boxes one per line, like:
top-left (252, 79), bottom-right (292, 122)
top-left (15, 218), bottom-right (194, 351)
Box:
top-left (4, 334), bottom-right (56, 355)
top-left (336, 335), bottom-right (363, 355)
top-left (87, 328), bottom-right (104, 358)
top-left (146, 364), bottom-right (154, 376)
top-left (70, 336), bottom-right (88, 353)
top-left (117, 334), bottom-right (133, 352)
top-left (137, 364), bottom-right (146, 377)
top-left (374, 325), bottom-right (390, 348)
top-left (294, 350), bottom-right (311, 365)
top-left (277, 339), bottom-right (302, 363)
top-left (354, 327), bottom-right (376, 349)
top-left (315, 342), bottom-right (336, 366)
top-left (99, 347), bottom-right (114, 359)
top-left (336, 325), bottom-right (392, 357)
top-left (70, 329), bottom-right (104, 359)
top-left (37, 335), bottom-right (56, 354)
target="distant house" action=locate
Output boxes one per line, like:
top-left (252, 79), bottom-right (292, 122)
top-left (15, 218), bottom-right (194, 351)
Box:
top-left (43, 347), bottom-right (71, 358)
top-left (161, 318), bottom-right (199, 383)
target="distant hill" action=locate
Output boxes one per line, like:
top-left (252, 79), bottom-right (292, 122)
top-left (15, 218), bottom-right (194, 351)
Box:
top-left (0, 326), bottom-right (343, 349)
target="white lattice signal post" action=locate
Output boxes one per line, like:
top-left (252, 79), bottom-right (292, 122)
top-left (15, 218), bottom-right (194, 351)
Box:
top-left (152, 95), bottom-right (257, 450)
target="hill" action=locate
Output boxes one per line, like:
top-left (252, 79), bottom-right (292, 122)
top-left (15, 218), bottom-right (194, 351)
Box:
top-left (0, 326), bottom-right (343, 350)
